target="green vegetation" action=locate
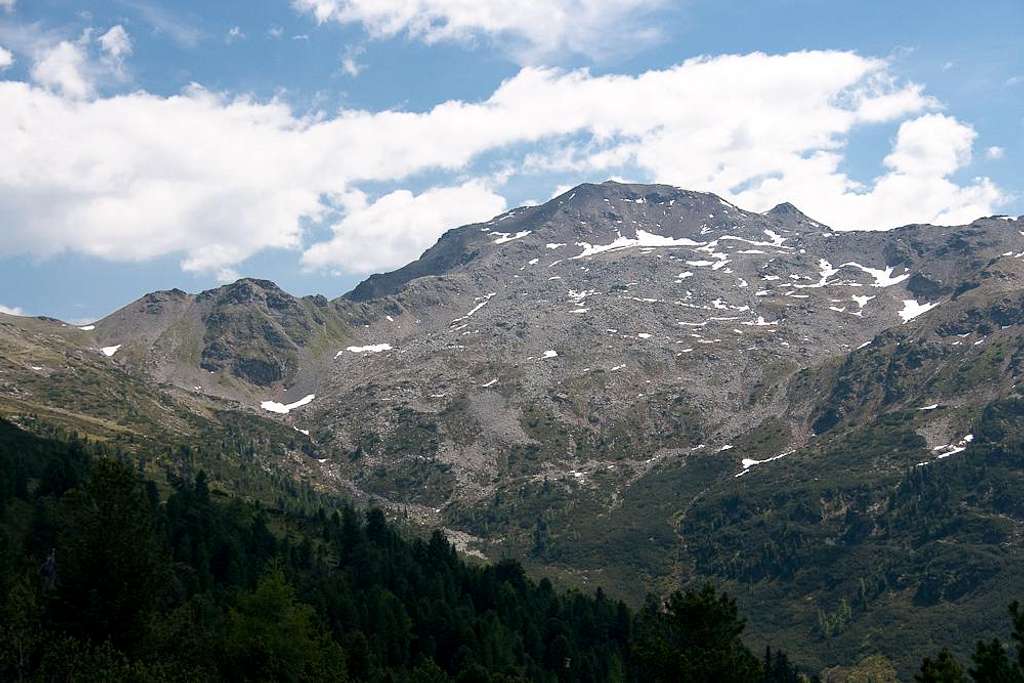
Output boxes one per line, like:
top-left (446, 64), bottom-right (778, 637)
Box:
top-left (1, 417), bottom-right (813, 681)
top-left (4, 415), bottom-right (1023, 680)
top-left (915, 602), bottom-right (1024, 681)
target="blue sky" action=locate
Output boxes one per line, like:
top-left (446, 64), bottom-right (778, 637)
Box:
top-left (0, 0), bottom-right (1020, 323)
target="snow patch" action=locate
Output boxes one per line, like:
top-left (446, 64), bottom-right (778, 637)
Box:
top-left (574, 230), bottom-right (701, 259)
top-left (741, 316), bottom-right (778, 327)
top-left (452, 292), bottom-right (496, 323)
top-left (926, 434), bottom-right (974, 461)
top-left (492, 230), bottom-right (532, 244)
top-left (841, 262), bottom-right (910, 287)
top-left (261, 394), bottom-right (315, 415)
top-left (341, 343), bottom-right (393, 356)
top-left (100, 345), bottom-right (121, 357)
top-left (735, 449), bottom-right (795, 477)
top-left (791, 259), bottom-right (838, 290)
top-left (899, 299), bottom-right (940, 323)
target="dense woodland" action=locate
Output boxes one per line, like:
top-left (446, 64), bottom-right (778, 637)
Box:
top-left (0, 417), bottom-right (1022, 681)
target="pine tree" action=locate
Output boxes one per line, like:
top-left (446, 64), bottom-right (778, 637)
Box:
top-left (1012, 601), bottom-right (1024, 671)
top-left (225, 566), bottom-right (347, 681)
top-left (968, 639), bottom-right (1021, 683)
top-left (631, 584), bottom-right (762, 682)
top-left (915, 648), bottom-right (965, 683)
top-left (51, 458), bottom-right (168, 651)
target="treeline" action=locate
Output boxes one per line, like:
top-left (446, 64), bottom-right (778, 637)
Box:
top-left (0, 418), bottom-right (1020, 681)
top-left (915, 605), bottom-right (1024, 681)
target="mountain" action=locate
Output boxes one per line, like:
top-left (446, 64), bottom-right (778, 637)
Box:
top-left (2, 180), bottom-right (1024, 675)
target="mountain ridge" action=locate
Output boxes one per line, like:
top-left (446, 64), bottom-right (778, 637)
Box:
top-left (3, 180), bottom-right (1024, 674)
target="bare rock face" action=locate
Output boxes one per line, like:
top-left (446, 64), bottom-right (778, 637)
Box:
top-left (47, 181), bottom-right (1024, 517)
top-left (4, 181), bottom-right (1024, 675)
top-left (70, 276), bottom-right (352, 402)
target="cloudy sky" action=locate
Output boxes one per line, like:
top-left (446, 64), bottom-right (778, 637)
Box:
top-left (0, 0), bottom-right (1021, 322)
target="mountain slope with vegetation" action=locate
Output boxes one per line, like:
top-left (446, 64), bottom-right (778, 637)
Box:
top-left (2, 182), bottom-right (1024, 676)
top-left (5, 418), bottom-right (1024, 681)
top-left (0, 418), bottom-right (812, 682)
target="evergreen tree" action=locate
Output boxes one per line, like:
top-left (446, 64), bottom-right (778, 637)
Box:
top-left (1012, 601), bottom-right (1024, 671)
top-left (225, 566), bottom-right (347, 681)
top-left (915, 648), bottom-right (965, 683)
top-left (51, 458), bottom-right (168, 651)
top-left (969, 639), bottom-right (1021, 683)
top-left (0, 574), bottom-right (42, 682)
top-left (631, 584), bottom-right (762, 682)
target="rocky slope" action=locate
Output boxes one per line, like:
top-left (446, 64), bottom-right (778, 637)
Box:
top-left (2, 180), bottom-right (1023, 674)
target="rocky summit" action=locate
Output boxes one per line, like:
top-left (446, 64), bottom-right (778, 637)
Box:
top-left (3, 181), bottom-right (1024, 673)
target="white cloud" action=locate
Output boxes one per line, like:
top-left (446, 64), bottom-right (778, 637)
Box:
top-left (292, 0), bottom-right (667, 62)
top-left (986, 146), bottom-right (1005, 160)
top-left (731, 113), bottom-right (999, 229)
top-left (30, 40), bottom-right (93, 98)
top-left (0, 84), bottom-right (322, 273)
top-left (0, 45), bottom-right (12, 69)
top-left (99, 25), bottom-right (132, 61)
top-left (120, 0), bottom-right (202, 48)
top-left (341, 55), bottom-right (361, 76)
top-left (226, 26), bottom-right (245, 43)
top-left (216, 268), bottom-right (241, 284)
top-left (0, 17), bottom-right (61, 56)
top-left (0, 304), bottom-right (25, 316)
top-left (0, 0), bottom-right (13, 13)
top-left (98, 25), bottom-right (132, 80)
top-left (549, 184), bottom-right (574, 199)
top-left (341, 45), bottom-right (364, 76)
top-left (11, 25), bottom-right (132, 99)
top-left (883, 113), bottom-right (974, 177)
top-left (302, 181), bottom-right (506, 272)
top-left (0, 50), bottom-right (1004, 276)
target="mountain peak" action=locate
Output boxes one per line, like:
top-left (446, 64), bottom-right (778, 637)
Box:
top-left (224, 277), bottom-right (283, 292)
top-left (196, 277), bottom-right (291, 307)
top-left (765, 201), bottom-right (818, 223)
top-left (343, 181), bottom-right (752, 302)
